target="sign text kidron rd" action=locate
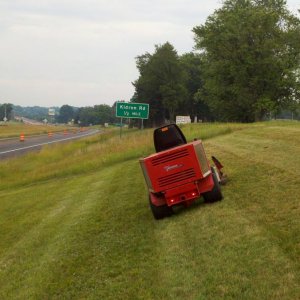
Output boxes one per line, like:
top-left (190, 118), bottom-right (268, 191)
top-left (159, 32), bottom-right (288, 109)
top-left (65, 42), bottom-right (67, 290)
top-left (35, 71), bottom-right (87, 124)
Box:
top-left (116, 102), bottom-right (149, 119)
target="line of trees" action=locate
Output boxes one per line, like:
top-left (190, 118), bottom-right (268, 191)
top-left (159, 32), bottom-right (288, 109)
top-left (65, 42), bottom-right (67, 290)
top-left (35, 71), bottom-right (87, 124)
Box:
top-left (132, 0), bottom-right (300, 125)
top-left (12, 105), bottom-right (53, 122)
top-left (57, 104), bottom-right (118, 126)
top-left (1, 104), bottom-right (118, 126)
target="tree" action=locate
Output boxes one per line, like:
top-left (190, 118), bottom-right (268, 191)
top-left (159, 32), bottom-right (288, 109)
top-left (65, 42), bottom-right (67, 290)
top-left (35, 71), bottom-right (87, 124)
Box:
top-left (94, 104), bottom-right (114, 124)
top-left (193, 0), bottom-right (300, 122)
top-left (180, 53), bottom-right (213, 121)
top-left (133, 42), bottom-right (187, 126)
top-left (75, 104), bottom-right (116, 126)
top-left (76, 107), bottom-right (93, 125)
top-left (12, 105), bottom-right (55, 121)
top-left (58, 105), bottom-right (74, 123)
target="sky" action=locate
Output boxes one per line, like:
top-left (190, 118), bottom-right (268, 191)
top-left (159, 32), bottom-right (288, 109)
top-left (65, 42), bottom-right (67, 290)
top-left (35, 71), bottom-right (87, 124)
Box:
top-left (0, 0), bottom-right (299, 108)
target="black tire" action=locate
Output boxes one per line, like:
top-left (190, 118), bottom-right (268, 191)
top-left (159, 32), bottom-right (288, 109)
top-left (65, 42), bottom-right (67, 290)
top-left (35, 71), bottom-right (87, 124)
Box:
top-left (149, 194), bottom-right (173, 220)
top-left (203, 168), bottom-right (223, 203)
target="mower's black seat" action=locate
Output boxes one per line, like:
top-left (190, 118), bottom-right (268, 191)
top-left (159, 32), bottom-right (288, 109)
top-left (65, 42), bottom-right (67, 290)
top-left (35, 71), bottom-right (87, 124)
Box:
top-left (154, 124), bottom-right (187, 153)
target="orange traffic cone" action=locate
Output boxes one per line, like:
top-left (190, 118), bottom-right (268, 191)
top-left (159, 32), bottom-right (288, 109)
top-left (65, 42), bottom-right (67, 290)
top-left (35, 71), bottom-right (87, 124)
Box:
top-left (48, 132), bottom-right (53, 138)
top-left (20, 133), bottom-right (25, 142)
top-left (64, 130), bottom-right (68, 135)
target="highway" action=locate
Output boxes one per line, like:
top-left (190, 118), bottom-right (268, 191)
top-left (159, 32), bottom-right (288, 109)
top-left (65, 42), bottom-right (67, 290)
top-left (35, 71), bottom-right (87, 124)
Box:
top-left (0, 129), bottom-right (100, 160)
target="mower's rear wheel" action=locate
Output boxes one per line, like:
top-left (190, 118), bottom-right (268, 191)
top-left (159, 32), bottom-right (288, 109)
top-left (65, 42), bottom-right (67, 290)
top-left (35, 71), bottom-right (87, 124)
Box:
top-left (203, 168), bottom-right (223, 203)
top-left (149, 195), bottom-right (173, 220)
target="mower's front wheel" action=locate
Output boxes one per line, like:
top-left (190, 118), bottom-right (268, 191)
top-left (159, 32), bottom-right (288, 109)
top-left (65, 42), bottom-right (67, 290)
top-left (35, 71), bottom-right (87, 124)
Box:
top-left (149, 194), bottom-right (173, 220)
top-left (203, 168), bottom-right (223, 203)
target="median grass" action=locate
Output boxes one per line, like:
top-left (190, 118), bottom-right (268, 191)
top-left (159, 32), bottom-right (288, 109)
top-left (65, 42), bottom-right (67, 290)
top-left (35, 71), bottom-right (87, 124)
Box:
top-left (0, 122), bottom-right (76, 138)
top-left (0, 121), bottom-right (299, 299)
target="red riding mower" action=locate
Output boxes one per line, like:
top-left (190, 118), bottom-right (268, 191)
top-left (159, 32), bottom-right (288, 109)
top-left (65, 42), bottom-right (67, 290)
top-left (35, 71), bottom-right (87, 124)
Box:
top-left (139, 124), bottom-right (227, 219)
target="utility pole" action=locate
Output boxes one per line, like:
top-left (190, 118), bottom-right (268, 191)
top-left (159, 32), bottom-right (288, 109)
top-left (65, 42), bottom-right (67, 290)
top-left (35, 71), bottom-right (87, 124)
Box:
top-left (3, 103), bottom-right (7, 122)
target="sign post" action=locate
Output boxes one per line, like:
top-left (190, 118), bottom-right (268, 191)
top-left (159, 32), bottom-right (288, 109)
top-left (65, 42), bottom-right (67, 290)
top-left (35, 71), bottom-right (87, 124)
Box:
top-left (120, 117), bottom-right (123, 138)
top-left (116, 102), bottom-right (149, 137)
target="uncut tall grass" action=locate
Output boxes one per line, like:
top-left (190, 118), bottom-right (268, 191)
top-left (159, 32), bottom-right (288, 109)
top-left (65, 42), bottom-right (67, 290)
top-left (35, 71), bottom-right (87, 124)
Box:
top-left (0, 123), bottom-right (247, 191)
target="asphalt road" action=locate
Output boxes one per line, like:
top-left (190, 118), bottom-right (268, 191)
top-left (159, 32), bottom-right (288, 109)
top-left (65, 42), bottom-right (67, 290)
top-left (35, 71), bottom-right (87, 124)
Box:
top-left (0, 129), bottom-right (100, 160)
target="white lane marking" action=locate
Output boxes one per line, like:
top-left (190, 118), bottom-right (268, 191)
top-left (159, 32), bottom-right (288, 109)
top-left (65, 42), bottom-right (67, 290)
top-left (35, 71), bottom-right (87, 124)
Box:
top-left (0, 131), bottom-right (99, 155)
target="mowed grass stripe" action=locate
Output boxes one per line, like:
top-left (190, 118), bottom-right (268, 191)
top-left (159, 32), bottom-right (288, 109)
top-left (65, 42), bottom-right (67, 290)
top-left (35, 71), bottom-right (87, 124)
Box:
top-left (0, 175), bottom-right (106, 298)
top-left (0, 162), bottom-right (156, 299)
top-left (0, 123), bottom-right (299, 299)
top-left (150, 135), bottom-right (299, 299)
top-left (207, 125), bottom-right (300, 175)
top-left (207, 134), bottom-right (300, 266)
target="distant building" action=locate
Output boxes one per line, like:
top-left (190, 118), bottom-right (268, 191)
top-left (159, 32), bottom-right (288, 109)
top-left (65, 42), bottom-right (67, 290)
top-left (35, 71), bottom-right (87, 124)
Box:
top-left (176, 116), bottom-right (191, 124)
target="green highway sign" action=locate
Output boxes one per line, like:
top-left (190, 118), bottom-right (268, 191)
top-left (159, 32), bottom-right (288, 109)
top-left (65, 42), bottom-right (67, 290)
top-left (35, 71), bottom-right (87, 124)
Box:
top-left (116, 102), bottom-right (149, 119)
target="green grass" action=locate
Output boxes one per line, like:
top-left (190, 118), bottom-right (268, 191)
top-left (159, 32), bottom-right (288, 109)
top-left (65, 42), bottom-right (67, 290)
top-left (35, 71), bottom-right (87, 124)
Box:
top-left (0, 123), bottom-right (240, 191)
top-left (0, 121), bottom-right (299, 299)
top-left (0, 122), bottom-right (78, 138)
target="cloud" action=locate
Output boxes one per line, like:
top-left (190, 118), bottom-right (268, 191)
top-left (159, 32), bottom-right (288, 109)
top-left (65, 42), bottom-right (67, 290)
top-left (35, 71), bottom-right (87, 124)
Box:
top-left (2, 1), bottom-right (211, 107)
top-left (1, 0), bottom-right (297, 107)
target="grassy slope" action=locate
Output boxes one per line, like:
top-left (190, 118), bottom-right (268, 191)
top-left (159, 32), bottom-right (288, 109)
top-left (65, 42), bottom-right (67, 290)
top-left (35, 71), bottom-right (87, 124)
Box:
top-left (0, 122), bottom-right (299, 299)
